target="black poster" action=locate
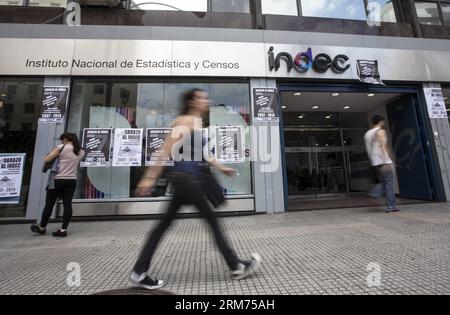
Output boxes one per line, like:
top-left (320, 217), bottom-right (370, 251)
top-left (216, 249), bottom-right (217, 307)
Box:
top-left (81, 128), bottom-right (112, 167)
top-left (145, 128), bottom-right (173, 166)
top-left (357, 60), bottom-right (384, 85)
top-left (252, 88), bottom-right (279, 122)
top-left (39, 86), bottom-right (69, 123)
top-left (215, 126), bottom-right (245, 164)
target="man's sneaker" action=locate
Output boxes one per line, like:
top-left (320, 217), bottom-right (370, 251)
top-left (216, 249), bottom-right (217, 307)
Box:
top-left (232, 253), bottom-right (262, 280)
top-left (52, 229), bottom-right (67, 237)
top-left (129, 272), bottom-right (164, 290)
top-left (30, 224), bottom-right (46, 235)
top-left (386, 209), bottom-right (400, 213)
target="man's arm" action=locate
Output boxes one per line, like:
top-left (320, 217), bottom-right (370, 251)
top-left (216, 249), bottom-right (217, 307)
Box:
top-left (378, 129), bottom-right (394, 162)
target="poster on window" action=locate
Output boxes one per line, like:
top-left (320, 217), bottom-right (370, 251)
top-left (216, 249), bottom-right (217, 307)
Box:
top-left (252, 88), bottom-right (279, 122)
top-left (356, 60), bottom-right (384, 85)
top-left (112, 128), bottom-right (143, 167)
top-left (0, 154), bottom-right (25, 204)
top-left (145, 128), bottom-right (173, 167)
top-left (215, 126), bottom-right (245, 164)
top-left (424, 88), bottom-right (448, 119)
top-left (81, 128), bottom-right (112, 167)
top-left (39, 86), bottom-right (69, 123)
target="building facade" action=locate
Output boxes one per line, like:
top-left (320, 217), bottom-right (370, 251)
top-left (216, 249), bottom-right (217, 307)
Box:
top-left (1, 0), bottom-right (450, 220)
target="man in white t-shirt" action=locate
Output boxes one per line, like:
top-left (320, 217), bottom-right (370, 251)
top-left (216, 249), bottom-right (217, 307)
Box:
top-left (364, 115), bottom-right (399, 213)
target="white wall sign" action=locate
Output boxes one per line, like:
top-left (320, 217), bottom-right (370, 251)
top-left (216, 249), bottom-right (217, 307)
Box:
top-left (112, 128), bottom-right (143, 167)
top-left (0, 154), bottom-right (26, 204)
top-left (424, 88), bottom-right (449, 119)
top-left (1, 38), bottom-right (450, 82)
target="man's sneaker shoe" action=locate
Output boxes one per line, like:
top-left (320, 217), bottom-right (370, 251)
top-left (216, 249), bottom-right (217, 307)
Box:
top-left (52, 229), bottom-right (67, 237)
top-left (129, 273), bottom-right (164, 290)
top-left (386, 209), bottom-right (400, 213)
top-left (30, 224), bottom-right (46, 235)
top-left (232, 253), bottom-right (262, 280)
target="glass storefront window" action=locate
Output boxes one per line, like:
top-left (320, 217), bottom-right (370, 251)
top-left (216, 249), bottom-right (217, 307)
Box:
top-left (415, 1), bottom-right (442, 25)
top-left (301, 0), bottom-right (367, 21)
top-left (211, 0), bottom-right (250, 13)
top-left (0, 78), bottom-right (44, 218)
top-left (28, 0), bottom-right (67, 7)
top-left (442, 3), bottom-right (450, 25)
top-left (261, 0), bottom-right (299, 16)
top-left (129, 0), bottom-right (207, 11)
top-left (66, 79), bottom-right (252, 200)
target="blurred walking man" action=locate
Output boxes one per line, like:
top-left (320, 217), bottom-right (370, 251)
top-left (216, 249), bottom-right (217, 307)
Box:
top-left (364, 115), bottom-right (399, 213)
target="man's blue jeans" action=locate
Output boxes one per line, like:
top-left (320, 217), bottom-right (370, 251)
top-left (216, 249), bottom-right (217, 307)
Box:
top-left (369, 164), bottom-right (397, 210)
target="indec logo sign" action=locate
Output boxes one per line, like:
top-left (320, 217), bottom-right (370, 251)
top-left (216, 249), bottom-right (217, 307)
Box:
top-left (268, 46), bottom-right (350, 74)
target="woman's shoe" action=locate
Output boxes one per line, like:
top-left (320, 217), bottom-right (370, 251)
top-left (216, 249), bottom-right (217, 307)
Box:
top-left (232, 253), bottom-right (262, 280)
top-left (129, 272), bottom-right (164, 290)
top-left (30, 224), bottom-right (46, 235)
top-left (52, 229), bottom-right (67, 237)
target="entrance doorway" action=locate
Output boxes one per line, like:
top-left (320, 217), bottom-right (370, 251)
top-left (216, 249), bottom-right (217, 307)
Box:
top-left (279, 86), bottom-right (437, 211)
top-left (285, 127), bottom-right (348, 198)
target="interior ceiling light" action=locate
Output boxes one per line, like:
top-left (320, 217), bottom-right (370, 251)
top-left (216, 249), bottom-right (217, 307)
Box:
top-left (294, 92), bottom-right (302, 96)
top-left (298, 115), bottom-right (305, 119)
top-left (331, 93), bottom-right (340, 97)
top-left (367, 93), bottom-right (375, 97)
top-left (282, 106), bottom-right (287, 109)
top-left (343, 106), bottom-right (350, 109)
top-left (312, 106), bottom-right (319, 109)
top-left (325, 115), bottom-right (332, 119)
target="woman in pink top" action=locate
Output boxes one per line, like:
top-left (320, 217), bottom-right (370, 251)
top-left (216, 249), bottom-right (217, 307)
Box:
top-left (31, 133), bottom-right (84, 237)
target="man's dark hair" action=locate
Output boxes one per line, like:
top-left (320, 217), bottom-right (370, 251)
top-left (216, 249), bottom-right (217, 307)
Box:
top-left (372, 115), bottom-right (385, 126)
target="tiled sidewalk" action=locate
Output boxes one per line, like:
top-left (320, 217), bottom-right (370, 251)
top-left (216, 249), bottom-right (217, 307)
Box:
top-left (0, 203), bottom-right (449, 295)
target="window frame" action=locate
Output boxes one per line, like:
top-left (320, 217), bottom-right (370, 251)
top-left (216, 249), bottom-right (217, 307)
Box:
top-left (66, 76), bottom-right (255, 200)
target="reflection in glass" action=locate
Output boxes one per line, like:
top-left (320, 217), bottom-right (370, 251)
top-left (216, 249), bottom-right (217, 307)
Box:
top-left (129, 0), bottom-right (207, 11)
top-left (370, 0), bottom-right (397, 22)
top-left (301, 0), bottom-right (367, 21)
top-left (28, 0), bottom-right (67, 7)
top-left (415, 2), bottom-right (442, 25)
top-left (67, 80), bottom-right (252, 200)
top-left (0, 78), bottom-right (44, 218)
top-left (211, 0), bottom-right (250, 13)
top-left (0, 0), bottom-right (24, 5)
top-left (261, 0), bottom-right (298, 16)
top-left (442, 4), bottom-right (450, 25)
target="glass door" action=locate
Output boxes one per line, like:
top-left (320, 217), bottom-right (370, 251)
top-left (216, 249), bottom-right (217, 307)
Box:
top-left (342, 128), bottom-right (373, 194)
top-left (285, 127), bottom-right (348, 198)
